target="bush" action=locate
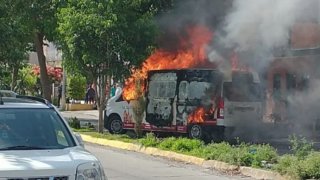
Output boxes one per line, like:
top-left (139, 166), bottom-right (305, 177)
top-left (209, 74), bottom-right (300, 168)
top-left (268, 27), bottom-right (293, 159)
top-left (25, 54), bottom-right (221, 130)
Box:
top-left (250, 144), bottom-right (278, 168)
top-left (69, 117), bottom-right (81, 129)
top-left (289, 135), bottom-right (314, 159)
top-left (204, 142), bottom-right (233, 161)
top-left (204, 142), bottom-right (278, 168)
top-left (171, 138), bottom-right (204, 153)
top-left (275, 155), bottom-right (301, 179)
top-left (299, 152), bottom-right (320, 179)
top-left (68, 75), bottom-right (86, 100)
top-left (158, 137), bottom-right (177, 150)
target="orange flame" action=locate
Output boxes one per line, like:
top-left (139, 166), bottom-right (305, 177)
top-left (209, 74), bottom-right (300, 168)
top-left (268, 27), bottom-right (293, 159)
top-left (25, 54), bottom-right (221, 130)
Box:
top-left (123, 26), bottom-right (215, 101)
top-left (231, 51), bottom-right (250, 72)
top-left (188, 107), bottom-right (206, 123)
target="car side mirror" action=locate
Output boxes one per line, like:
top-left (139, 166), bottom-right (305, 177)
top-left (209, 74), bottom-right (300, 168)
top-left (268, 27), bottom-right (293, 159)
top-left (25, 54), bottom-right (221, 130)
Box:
top-left (74, 132), bottom-right (85, 148)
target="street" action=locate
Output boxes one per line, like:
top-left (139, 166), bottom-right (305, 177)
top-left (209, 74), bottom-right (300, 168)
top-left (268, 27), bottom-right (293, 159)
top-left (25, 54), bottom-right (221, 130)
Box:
top-left (85, 142), bottom-right (253, 180)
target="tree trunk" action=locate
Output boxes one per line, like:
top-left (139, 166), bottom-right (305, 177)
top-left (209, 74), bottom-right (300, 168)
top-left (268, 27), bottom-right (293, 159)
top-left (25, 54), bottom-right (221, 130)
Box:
top-left (34, 32), bottom-right (52, 102)
top-left (95, 74), bottom-right (108, 133)
top-left (11, 66), bottom-right (18, 91)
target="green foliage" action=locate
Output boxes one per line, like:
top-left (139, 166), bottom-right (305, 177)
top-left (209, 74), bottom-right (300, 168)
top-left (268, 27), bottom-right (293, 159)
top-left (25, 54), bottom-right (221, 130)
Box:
top-left (158, 137), bottom-right (177, 150)
top-left (275, 152), bottom-right (320, 180)
top-left (69, 117), bottom-right (81, 129)
top-left (203, 143), bottom-right (278, 167)
top-left (139, 133), bottom-right (159, 147)
top-left (0, 67), bottom-right (11, 89)
top-left (289, 135), bottom-right (314, 159)
top-left (275, 155), bottom-right (301, 179)
top-left (67, 75), bottom-right (86, 100)
top-left (15, 65), bottom-right (37, 95)
top-left (171, 138), bottom-right (204, 153)
top-left (204, 142), bottom-right (233, 160)
top-left (300, 152), bottom-right (320, 179)
top-left (74, 127), bottom-right (320, 179)
top-left (57, 0), bottom-right (160, 81)
top-left (250, 144), bottom-right (278, 168)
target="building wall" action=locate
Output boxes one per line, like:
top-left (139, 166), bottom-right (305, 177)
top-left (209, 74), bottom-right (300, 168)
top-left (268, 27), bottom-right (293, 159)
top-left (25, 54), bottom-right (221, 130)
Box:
top-left (266, 18), bottom-right (320, 123)
top-left (28, 42), bottom-right (62, 67)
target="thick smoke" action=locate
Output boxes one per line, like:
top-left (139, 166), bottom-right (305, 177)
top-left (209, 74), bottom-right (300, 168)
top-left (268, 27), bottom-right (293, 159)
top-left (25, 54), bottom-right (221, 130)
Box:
top-left (223, 0), bottom-right (302, 50)
top-left (155, 0), bottom-right (320, 143)
top-left (210, 0), bottom-right (320, 71)
top-left (156, 0), bottom-right (232, 51)
top-left (218, 0), bottom-right (320, 143)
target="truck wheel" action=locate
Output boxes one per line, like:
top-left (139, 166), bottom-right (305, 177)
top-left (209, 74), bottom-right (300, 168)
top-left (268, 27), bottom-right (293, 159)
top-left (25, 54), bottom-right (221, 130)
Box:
top-left (108, 115), bottom-right (125, 134)
top-left (188, 124), bottom-right (204, 139)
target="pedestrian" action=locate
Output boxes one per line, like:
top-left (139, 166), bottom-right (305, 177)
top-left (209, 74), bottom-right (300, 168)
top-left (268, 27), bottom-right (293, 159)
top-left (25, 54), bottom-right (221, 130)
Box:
top-left (86, 84), bottom-right (96, 104)
top-left (105, 82), bottom-right (110, 99)
top-left (110, 84), bottom-right (116, 97)
top-left (115, 83), bottom-right (122, 96)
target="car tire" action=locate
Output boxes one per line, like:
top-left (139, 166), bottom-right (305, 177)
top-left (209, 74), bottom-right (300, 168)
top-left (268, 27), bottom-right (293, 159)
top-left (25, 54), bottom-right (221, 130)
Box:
top-left (107, 115), bottom-right (125, 134)
top-left (188, 124), bottom-right (204, 140)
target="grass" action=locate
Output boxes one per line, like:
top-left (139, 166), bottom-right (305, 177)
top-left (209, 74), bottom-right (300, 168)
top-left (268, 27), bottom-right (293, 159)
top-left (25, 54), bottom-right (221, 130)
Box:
top-left (73, 128), bottom-right (320, 180)
top-left (73, 128), bottom-right (134, 143)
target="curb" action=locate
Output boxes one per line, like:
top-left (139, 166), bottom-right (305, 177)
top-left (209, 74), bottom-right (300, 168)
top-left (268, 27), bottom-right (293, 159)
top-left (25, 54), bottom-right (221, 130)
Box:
top-left (81, 134), bottom-right (288, 180)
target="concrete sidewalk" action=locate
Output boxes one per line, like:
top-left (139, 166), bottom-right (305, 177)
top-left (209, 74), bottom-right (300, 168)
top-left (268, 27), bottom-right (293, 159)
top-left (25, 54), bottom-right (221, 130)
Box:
top-left (60, 110), bottom-right (99, 120)
top-left (60, 110), bottom-right (99, 127)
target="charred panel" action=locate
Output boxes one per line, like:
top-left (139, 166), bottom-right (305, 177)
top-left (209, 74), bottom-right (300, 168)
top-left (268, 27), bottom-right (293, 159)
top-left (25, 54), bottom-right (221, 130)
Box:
top-left (146, 69), bottom-right (222, 127)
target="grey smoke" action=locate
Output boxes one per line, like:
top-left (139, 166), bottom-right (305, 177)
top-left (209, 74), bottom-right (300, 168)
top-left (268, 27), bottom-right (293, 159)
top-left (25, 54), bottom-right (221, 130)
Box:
top-left (209, 0), bottom-right (319, 71)
top-left (212, 0), bottom-right (320, 143)
top-left (223, 0), bottom-right (303, 50)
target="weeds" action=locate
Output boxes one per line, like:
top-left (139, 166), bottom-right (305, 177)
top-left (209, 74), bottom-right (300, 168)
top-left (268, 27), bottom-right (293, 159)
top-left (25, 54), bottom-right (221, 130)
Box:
top-left (75, 128), bottom-right (320, 179)
top-left (69, 117), bottom-right (81, 129)
top-left (139, 133), bottom-right (158, 147)
top-left (289, 134), bottom-right (314, 159)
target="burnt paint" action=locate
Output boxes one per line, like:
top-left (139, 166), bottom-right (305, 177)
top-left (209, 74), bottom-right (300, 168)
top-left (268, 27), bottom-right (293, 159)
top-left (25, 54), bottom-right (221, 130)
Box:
top-left (145, 69), bottom-right (222, 127)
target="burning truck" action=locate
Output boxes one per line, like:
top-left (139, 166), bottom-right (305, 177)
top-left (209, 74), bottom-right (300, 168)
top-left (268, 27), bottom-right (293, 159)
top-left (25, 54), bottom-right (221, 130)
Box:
top-left (104, 69), bottom-right (263, 140)
top-left (104, 26), bottom-right (263, 140)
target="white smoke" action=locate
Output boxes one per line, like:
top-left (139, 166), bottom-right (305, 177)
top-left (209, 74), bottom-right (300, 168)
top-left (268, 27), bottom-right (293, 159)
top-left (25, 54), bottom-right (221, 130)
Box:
top-left (222, 0), bottom-right (307, 51)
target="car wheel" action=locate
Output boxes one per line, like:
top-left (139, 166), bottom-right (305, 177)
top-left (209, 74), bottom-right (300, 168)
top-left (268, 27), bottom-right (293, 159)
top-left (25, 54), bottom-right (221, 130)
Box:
top-left (188, 124), bottom-right (204, 139)
top-left (108, 115), bottom-right (125, 134)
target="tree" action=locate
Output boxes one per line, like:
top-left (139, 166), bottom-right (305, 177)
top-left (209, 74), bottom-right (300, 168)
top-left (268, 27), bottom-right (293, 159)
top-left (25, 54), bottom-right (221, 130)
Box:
top-left (4, 0), bottom-right (66, 101)
top-left (0, 1), bottom-right (30, 91)
top-left (57, 0), bottom-right (160, 133)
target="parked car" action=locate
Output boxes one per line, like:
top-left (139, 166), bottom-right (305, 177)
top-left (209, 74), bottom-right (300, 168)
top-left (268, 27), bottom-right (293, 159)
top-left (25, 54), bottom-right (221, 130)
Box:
top-left (0, 96), bottom-right (107, 179)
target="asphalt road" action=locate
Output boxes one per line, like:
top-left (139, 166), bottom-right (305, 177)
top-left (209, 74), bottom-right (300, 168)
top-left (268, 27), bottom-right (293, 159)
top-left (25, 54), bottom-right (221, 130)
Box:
top-left (85, 142), bottom-right (253, 180)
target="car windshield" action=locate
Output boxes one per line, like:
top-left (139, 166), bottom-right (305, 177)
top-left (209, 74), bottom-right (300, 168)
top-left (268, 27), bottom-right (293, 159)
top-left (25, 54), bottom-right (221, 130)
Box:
top-left (0, 108), bottom-right (75, 150)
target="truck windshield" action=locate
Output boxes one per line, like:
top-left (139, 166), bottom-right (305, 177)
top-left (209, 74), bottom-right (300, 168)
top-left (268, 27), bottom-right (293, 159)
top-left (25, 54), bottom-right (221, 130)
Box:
top-left (223, 82), bottom-right (262, 102)
top-left (0, 108), bottom-right (75, 150)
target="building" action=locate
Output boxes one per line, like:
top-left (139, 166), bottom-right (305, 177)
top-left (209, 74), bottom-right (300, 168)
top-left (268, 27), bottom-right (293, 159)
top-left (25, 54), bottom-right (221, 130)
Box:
top-left (265, 2), bottom-right (320, 123)
top-left (28, 41), bottom-right (62, 67)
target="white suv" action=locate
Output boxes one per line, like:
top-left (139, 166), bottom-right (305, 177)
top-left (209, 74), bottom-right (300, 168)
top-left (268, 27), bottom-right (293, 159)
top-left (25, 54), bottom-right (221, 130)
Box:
top-left (0, 96), bottom-right (107, 180)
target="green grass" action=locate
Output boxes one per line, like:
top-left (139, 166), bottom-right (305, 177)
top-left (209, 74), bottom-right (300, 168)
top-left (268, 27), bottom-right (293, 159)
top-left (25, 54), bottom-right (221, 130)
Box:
top-left (74, 129), bottom-right (135, 143)
top-left (74, 129), bottom-right (319, 179)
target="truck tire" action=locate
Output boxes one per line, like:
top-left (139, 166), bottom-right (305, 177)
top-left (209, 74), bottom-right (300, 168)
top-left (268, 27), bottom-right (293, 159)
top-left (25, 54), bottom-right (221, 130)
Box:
top-left (107, 115), bottom-right (126, 134)
top-left (188, 124), bottom-right (204, 140)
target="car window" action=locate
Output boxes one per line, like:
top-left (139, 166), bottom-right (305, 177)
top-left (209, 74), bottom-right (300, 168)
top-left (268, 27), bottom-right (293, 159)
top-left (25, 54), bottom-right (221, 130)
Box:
top-left (223, 82), bottom-right (262, 102)
top-left (0, 108), bottom-right (75, 150)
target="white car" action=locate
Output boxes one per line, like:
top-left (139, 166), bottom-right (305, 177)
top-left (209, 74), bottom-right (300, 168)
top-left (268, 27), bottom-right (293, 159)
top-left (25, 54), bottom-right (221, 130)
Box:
top-left (0, 90), bottom-right (17, 97)
top-left (0, 96), bottom-right (107, 179)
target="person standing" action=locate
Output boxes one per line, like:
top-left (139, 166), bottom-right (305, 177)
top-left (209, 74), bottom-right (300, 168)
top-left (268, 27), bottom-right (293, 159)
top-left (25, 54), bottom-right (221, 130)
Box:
top-left (115, 83), bottom-right (122, 96)
top-left (110, 84), bottom-right (116, 97)
top-left (86, 84), bottom-right (96, 104)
